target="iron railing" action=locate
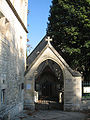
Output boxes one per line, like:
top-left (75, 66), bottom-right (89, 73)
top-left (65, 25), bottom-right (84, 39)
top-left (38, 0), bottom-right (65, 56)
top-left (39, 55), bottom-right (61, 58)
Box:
top-left (82, 81), bottom-right (90, 98)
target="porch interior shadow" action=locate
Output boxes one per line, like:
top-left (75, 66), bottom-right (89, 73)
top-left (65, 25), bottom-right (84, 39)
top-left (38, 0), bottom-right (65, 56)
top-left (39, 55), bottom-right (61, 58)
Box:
top-left (35, 65), bottom-right (64, 110)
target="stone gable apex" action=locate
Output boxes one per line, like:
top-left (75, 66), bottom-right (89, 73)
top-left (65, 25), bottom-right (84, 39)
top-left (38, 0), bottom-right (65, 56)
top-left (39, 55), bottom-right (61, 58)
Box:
top-left (25, 37), bottom-right (83, 111)
top-left (26, 36), bottom-right (81, 77)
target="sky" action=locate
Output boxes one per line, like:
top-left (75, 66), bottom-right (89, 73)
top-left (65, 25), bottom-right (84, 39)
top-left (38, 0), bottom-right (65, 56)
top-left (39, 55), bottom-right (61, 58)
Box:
top-left (27, 0), bottom-right (52, 54)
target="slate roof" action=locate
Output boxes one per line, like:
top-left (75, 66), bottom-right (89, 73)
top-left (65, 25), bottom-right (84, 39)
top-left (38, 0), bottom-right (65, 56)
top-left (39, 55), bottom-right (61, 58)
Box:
top-left (27, 36), bottom-right (47, 67)
top-left (26, 36), bottom-right (82, 77)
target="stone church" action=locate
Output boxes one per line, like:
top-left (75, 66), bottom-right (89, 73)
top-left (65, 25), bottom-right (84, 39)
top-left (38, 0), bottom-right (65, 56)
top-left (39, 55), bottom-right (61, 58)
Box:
top-left (0, 0), bottom-right (28, 119)
top-left (0, 0), bottom-right (90, 119)
top-left (25, 36), bottom-right (83, 111)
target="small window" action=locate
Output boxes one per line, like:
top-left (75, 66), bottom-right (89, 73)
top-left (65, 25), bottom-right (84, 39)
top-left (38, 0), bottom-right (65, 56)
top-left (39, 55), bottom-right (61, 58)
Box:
top-left (21, 83), bottom-right (24, 90)
top-left (1, 89), bottom-right (5, 104)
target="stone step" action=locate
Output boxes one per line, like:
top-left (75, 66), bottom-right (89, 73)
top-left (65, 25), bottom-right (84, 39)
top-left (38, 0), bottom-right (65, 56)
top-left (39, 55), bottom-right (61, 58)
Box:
top-left (35, 102), bottom-right (63, 110)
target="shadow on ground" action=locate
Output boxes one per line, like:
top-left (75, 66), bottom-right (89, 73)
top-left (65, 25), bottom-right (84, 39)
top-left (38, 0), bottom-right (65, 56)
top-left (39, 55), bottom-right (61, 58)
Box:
top-left (12, 110), bottom-right (89, 120)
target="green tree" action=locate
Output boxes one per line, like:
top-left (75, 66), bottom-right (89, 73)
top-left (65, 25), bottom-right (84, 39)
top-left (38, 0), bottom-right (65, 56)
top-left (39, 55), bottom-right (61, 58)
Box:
top-left (47, 0), bottom-right (90, 81)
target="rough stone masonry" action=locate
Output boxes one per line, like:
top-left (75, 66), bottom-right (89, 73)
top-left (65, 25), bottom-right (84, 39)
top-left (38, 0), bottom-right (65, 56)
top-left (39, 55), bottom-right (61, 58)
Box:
top-left (0, 0), bottom-right (28, 119)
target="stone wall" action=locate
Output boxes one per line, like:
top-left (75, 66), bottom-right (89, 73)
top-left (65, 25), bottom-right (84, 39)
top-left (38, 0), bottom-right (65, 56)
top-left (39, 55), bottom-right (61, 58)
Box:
top-left (81, 99), bottom-right (90, 111)
top-left (25, 39), bottom-right (83, 111)
top-left (9, 0), bottom-right (28, 27)
top-left (64, 76), bottom-right (82, 111)
top-left (0, 0), bottom-right (27, 119)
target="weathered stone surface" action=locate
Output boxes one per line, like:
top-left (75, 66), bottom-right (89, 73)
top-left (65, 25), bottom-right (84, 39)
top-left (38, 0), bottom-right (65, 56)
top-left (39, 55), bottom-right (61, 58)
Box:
top-left (25, 37), bottom-right (82, 111)
top-left (0, 0), bottom-right (28, 119)
top-left (81, 99), bottom-right (90, 111)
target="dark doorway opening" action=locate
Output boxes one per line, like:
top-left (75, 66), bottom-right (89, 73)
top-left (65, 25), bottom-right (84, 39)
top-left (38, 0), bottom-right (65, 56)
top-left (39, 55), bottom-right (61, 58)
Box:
top-left (42, 81), bottom-right (52, 99)
top-left (35, 65), bottom-right (64, 110)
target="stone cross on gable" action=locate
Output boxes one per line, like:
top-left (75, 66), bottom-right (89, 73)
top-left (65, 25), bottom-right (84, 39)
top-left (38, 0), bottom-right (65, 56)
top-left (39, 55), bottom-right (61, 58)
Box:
top-left (45, 36), bottom-right (52, 45)
top-left (46, 36), bottom-right (52, 43)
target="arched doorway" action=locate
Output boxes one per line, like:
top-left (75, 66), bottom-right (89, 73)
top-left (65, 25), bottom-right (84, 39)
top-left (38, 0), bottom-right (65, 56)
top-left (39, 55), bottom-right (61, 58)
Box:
top-left (34, 59), bottom-right (64, 110)
top-left (25, 36), bottom-right (82, 111)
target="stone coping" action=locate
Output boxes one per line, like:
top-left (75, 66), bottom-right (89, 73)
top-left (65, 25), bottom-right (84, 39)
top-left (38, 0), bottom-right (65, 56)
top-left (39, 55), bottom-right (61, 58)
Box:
top-left (25, 36), bottom-right (82, 77)
top-left (6, 0), bottom-right (28, 33)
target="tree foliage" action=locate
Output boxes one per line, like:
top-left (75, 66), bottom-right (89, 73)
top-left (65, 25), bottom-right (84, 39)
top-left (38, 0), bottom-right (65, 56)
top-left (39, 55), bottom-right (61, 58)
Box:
top-left (47, 0), bottom-right (90, 81)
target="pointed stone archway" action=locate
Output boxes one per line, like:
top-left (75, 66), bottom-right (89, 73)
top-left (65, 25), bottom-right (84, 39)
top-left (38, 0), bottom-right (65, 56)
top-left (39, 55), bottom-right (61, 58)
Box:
top-left (24, 36), bottom-right (82, 111)
top-left (35, 59), bottom-right (64, 110)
